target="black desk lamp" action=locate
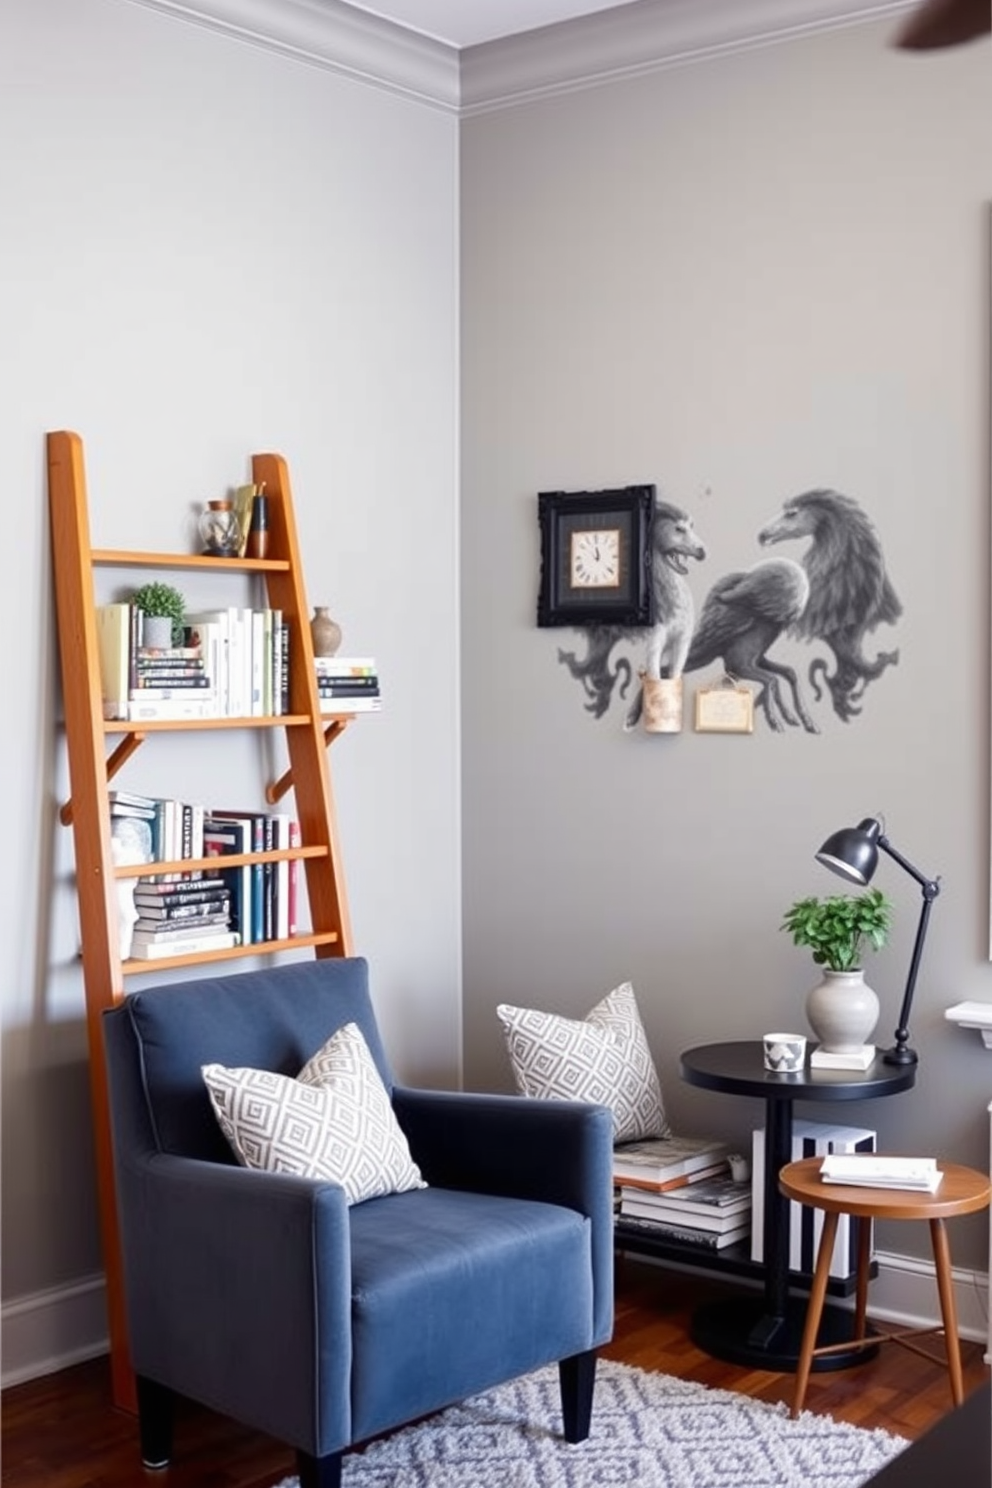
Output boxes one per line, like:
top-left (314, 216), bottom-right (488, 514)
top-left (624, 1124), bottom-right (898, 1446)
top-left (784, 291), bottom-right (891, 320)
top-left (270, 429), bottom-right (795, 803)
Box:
top-left (815, 817), bottom-right (941, 1066)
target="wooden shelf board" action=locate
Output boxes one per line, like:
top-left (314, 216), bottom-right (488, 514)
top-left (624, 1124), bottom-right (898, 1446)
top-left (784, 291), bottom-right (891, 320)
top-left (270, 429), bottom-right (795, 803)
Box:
top-left (114, 844), bottom-right (328, 879)
top-left (91, 550), bottom-right (290, 571)
top-left (104, 714), bottom-right (311, 733)
top-left (121, 930), bottom-right (339, 976)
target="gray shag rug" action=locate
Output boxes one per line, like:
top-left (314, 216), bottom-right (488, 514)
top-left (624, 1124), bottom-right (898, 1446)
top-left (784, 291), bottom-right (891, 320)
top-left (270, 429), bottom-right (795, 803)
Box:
top-left (273, 1358), bottom-right (909, 1486)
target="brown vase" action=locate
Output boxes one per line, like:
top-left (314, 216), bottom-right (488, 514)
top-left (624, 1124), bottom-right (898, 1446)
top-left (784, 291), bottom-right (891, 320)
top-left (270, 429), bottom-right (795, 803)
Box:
top-left (310, 606), bottom-right (342, 658)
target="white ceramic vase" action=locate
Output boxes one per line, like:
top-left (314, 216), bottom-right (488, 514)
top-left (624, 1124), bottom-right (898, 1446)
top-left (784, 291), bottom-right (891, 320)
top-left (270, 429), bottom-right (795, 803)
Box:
top-left (805, 968), bottom-right (880, 1054)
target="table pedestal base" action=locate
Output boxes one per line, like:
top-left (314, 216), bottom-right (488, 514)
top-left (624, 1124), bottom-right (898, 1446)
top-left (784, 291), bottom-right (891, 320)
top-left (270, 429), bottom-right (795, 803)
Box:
top-left (690, 1296), bottom-right (881, 1373)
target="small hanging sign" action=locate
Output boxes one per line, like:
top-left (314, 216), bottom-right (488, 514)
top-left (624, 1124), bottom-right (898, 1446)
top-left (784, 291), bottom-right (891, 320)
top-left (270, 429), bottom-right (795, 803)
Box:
top-left (694, 676), bottom-right (754, 734)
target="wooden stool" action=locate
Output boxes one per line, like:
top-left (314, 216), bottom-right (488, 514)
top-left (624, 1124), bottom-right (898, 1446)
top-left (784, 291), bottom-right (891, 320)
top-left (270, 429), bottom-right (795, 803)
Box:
top-left (779, 1157), bottom-right (990, 1418)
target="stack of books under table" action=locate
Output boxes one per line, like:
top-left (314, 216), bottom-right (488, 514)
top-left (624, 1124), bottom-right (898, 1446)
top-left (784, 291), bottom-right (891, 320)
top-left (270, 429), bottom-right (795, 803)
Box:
top-left (613, 1136), bottom-right (752, 1250)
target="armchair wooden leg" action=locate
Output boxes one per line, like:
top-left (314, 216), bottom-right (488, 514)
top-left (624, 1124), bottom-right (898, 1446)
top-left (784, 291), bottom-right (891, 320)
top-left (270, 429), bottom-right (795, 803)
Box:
top-left (297, 1448), bottom-right (343, 1488)
top-left (136, 1375), bottom-right (174, 1470)
top-left (559, 1348), bottom-right (597, 1443)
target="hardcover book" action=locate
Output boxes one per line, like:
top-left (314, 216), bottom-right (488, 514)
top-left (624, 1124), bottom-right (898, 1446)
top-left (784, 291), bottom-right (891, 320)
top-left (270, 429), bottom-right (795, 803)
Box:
top-left (614, 1214), bottom-right (751, 1250)
top-left (612, 1136), bottom-right (730, 1187)
top-left (619, 1196), bottom-right (750, 1234)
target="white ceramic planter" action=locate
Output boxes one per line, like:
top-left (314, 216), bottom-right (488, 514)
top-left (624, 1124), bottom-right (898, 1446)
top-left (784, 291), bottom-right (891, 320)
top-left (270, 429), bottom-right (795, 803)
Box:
top-left (806, 968), bottom-right (880, 1054)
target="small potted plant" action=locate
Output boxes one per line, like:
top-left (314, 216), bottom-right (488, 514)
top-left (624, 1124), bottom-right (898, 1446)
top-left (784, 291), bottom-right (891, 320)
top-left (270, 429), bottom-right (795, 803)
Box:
top-left (781, 888), bottom-right (893, 1053)
top-left (132, 581), bottom-right (186, 649)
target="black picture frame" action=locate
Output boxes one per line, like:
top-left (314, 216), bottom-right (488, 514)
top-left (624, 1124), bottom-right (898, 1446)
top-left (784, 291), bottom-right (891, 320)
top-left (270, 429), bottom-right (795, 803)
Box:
top-left (537, 484), bottom-right (655, 628)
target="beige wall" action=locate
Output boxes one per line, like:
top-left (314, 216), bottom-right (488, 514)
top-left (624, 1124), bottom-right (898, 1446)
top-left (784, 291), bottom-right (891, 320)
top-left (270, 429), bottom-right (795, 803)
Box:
top-left (1, 0), bottom-right (461, 1378)
top-left (461, 21), bottom-right (991, 1266)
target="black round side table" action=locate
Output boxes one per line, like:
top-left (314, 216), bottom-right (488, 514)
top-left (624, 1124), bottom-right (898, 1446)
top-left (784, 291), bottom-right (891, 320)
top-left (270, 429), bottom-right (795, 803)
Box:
top-left (679, 1041), bottom-right (916, 1372)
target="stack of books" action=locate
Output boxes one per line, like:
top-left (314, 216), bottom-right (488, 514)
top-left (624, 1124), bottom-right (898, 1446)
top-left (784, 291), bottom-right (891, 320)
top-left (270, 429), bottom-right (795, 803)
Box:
top-left (618, 1171), bottom-right (752, 1249)
top-left (316, 657), bottom-right (381, 715)
top-left (820, 1154), bottom-right (942, 1193)
top-left (129, 881), bottom-right (237, 961)
top-left (613, 1136), bottom-right (747, 1249)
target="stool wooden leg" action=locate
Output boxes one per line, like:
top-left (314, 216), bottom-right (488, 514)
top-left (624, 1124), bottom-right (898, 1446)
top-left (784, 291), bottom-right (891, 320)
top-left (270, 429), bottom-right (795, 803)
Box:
top-left (854, 1213), bottom-right (872, 1341)
top-left (930, 1216), bottom-right (964, 1407)
top-left (792, 1209), bottom-right (839, 1419)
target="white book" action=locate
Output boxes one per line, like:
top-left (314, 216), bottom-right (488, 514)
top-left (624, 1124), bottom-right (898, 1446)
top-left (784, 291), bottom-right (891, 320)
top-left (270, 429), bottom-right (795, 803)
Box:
top-left (128, 930), bottom-right (239, 960)
top-left (250, 609), bottom-right (266, 717)
top-left (127, 698), bottom-right (218, 722)
top-left (272, 813), bottom-right (292, 941)
top-left (810, 1045), bottom-right (875, 1071)
top-left (319, 697), bottom-right (383, 714)
top-left (314, 656), bottom-right (377, 674)
top-left (185, 612), bottom-right (230, 717)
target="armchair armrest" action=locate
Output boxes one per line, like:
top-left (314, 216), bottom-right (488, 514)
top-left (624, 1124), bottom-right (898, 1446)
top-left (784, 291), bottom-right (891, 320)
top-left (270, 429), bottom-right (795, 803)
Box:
top-left (392, 1088), bottom-right (614, 1342)
top-left (117, 1151), bottom-right (352, 1456)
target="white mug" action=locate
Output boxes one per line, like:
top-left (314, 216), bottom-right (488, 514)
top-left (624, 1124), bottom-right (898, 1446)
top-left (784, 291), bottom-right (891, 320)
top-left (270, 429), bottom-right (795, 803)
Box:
top-left (763, 1032), bottom-right (807, 1073)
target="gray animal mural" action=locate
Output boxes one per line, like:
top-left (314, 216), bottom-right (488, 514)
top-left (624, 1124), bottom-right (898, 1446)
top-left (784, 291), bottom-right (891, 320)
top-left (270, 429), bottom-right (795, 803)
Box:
top-left (757, 489), bottom-right (902, 723)
top-left (555, 487), bottom-right (902, 731)
top-left (558, 500), bottom-right (706, 723)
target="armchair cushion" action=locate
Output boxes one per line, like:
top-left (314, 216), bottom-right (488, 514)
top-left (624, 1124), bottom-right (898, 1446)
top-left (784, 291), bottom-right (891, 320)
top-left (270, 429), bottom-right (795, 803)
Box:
top-left (203, 1022), bottom-right (425, 1204)
top-left (497, 980), bottom-right (668, 1143)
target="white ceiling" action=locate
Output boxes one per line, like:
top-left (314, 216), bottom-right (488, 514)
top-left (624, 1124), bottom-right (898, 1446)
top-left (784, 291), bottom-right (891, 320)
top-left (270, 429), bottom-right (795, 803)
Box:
top-left (339, 0), bottom-right (662, 49)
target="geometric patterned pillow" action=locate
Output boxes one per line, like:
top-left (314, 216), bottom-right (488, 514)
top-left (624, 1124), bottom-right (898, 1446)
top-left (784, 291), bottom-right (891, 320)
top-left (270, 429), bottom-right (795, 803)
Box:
top-left (201, 1022), bottom-right (426, 1206)
top-left (496, 981), bottom-right (669, 1144)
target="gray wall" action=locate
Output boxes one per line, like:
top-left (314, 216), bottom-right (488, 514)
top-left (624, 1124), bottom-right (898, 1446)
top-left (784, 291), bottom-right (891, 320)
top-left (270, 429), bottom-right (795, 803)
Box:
top-left (1, 0), bottom-right (460, 1364)
top-left (461, 21), bottom-right (992, 1265)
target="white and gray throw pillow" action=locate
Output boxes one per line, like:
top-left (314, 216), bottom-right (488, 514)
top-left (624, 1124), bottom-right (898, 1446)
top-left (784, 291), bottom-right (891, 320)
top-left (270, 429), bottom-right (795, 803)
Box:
top-left (202, 1021), bottom-right (426, 1205)
top-left (496, 981), bottom-right (669, 1143)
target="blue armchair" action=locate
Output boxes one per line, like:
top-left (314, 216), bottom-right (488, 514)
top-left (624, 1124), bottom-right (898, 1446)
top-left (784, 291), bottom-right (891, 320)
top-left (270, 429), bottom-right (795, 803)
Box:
top-left (102, 958), bottom-right (614, 1488)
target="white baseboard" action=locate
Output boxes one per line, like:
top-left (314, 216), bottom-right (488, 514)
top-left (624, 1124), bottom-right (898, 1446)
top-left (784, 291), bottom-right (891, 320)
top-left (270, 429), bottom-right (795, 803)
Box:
top-left (621, 1246), bottom-right (991, 1353)
top-left (1, 1274), bottom-right (108, 1389)
top-left (864, 1248), bottom-right (990, 1353)
top-left (3, 1249), bottom-right (990, 1388)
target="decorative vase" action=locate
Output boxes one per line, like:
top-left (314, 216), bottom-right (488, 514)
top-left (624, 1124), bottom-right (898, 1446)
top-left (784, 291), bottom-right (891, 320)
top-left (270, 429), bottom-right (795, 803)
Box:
top-left (198, 498), bottom-right (241, 557)
top-left (310, 606), bottom-right (342, 658)
top-left (642, 675), bottom-right (683, 733)
top-left (141, 614), bottom-right (174, 649)
top-left (805, 968), bottom-right (880, 1054)
top-left (246, 491), bottom-right (269, 559)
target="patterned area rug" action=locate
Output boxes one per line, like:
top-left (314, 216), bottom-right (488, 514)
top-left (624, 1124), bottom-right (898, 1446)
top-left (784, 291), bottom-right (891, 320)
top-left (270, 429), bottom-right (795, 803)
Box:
top-left (273, 1358), bottom-right (908, 1487)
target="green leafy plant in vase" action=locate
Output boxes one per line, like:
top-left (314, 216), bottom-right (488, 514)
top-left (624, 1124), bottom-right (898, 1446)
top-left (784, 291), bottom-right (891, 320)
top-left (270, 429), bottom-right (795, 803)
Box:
top-left (781, 888), bottom-right (893, 1054)
top-left (131, 581), bottom-right (186, 649)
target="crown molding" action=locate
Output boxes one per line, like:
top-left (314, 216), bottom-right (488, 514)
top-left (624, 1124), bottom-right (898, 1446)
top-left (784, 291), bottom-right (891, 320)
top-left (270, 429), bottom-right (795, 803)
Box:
top-left (117, 0), bottom-right (921, 116)
top-left (118, 0), bottom-right (461, 111)
top-left (460, 0), bottom-right (919, 115)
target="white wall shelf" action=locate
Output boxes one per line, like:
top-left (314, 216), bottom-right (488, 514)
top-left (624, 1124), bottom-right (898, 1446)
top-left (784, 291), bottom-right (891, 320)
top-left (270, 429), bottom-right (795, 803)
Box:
top-left (945, 1002), bottom-right (992, 1050)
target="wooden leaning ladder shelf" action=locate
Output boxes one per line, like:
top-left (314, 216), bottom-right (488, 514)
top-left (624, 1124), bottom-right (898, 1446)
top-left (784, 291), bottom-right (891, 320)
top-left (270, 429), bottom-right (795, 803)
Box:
top-left (48, 431), bottom-right (355, 1412)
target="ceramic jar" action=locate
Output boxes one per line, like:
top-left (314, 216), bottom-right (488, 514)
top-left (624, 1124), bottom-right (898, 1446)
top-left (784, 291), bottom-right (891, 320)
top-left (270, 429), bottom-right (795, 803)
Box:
top-left (805, 969), bottom-right (880, 1054)
top-left (310, 606), bottom-right (342, 658)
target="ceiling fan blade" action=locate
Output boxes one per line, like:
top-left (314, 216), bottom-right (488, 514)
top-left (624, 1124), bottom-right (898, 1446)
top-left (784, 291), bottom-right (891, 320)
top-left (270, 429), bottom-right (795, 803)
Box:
top-left (894, 0), bottom-right (991, 48)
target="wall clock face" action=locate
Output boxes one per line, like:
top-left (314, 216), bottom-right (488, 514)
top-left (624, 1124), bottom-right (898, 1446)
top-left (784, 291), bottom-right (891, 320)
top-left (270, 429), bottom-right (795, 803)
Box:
top-left (570, 528), bottom-right (621, 588)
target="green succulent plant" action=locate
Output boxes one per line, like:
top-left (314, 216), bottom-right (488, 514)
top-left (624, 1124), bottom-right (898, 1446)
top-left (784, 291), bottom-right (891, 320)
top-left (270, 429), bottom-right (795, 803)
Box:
top-left (781, 888), bottom-right (893, 973)
top-left (131, 581), bottom-right (186, 647)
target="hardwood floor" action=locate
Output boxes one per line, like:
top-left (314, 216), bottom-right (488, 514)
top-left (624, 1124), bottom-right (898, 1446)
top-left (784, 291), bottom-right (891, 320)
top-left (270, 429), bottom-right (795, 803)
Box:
top-left (2, 1260), bottom-right (988, 1488)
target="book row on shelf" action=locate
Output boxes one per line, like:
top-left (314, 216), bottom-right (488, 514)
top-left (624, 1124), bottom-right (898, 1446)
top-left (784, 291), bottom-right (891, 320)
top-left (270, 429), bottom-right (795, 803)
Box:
top-left (611, 1135), bottom-right (751, 1251)
top-left (96, 603), bottom-right (290, 721)
top-left (110, 790), bottom-right (300, 960)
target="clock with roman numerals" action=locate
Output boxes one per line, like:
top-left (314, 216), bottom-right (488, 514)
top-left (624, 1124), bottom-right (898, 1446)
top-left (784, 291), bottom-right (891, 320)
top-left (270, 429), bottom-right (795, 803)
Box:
top-left (537, 485), bottom-right (655, 627)
top-left (570, 528), bottom-right (621, 588)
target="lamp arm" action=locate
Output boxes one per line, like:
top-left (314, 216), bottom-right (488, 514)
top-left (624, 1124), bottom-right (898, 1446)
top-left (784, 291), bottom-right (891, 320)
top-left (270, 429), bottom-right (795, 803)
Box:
top-left (877, 835), bottom-right (941, 1065)
top-left (877, 835), bottom-right (942, 899)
